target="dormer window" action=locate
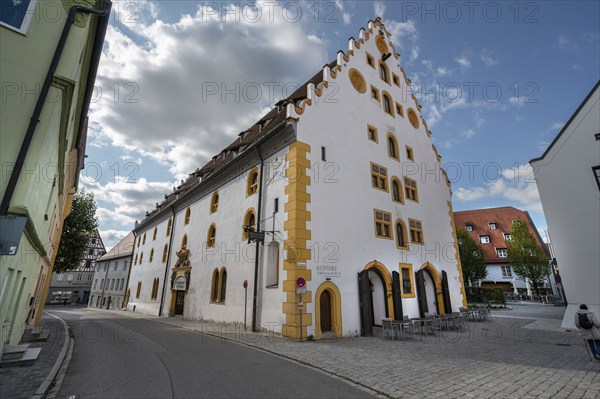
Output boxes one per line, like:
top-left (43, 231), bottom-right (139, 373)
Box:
top-left (489, 223), bottom-right (497, 230)
top-left (466, 224), bottom-right (473, 232)
top-left (480, 235), bottom-right (490, 244)
top-left (504, 233), bottom-right (512, 242)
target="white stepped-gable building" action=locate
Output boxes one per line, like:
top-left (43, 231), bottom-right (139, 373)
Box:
top-left (127, 17), bottom-right (467, 339)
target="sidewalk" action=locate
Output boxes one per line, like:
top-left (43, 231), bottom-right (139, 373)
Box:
top-left (0, 312), bottom-right (69, 399)
top-left (106, 307), bottom-right (599, 399)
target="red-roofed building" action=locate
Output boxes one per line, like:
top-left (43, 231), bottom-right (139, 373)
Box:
top-left (454, 206), bottom-right (552, 294)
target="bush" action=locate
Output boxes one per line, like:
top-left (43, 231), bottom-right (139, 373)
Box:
top-left (466, 287), bottom-right (507, 305)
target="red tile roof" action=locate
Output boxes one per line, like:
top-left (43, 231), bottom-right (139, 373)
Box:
top-left (453, 206), bottom-right (550, 263)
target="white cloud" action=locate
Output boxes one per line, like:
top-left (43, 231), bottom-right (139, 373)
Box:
top-left (374, 1), bottom-right (386, 18)
top-left (480, 48), bottom-right (498, 66)
top-left (461, 129), bottom-right (476, 139)
top-left (509, 96), bottom-right (526, 107)
top-left (81, 177), bottom-right (174, 227)
top-left (454, 164), bottom-right (543, 215)
top-left (99, 229), bottom-right (131, 251)
top-left (334, 0), bottom-right (351, 25)
top-left (436, 66), bottom-right (451, 76)
top-left (455, 55), bottom-right (471, 69)
top-left (549, 122), bottom-right (564, 131)
top-left (90, 1), bottom-right (328, 180)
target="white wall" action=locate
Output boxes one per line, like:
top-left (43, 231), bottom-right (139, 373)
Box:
top-left (293, 26), bottom-right (465, 335)
top-left (532, 85), bottom-right (600, 328)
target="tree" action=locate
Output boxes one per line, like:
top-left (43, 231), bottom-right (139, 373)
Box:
top-left (457, 228), bottom-right (487, 286)
top-left (507, 220), bottom-right (549, 295)
top-left (53, 190), bottom-right (99, 274)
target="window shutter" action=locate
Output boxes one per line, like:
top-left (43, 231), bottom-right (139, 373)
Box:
top-left (442, 270), bottom-right (452, 314)
top-left (416, 270), bottom-right (428, 317)
top-left (392, 271), bottom-right (403, 321)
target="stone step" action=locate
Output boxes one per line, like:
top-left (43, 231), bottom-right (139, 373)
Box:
top-left (22, 328), bottom-right (49, 342)
top-left (0, 347), bottom-right (42, 367)
top-left (1, 344), bottom-right (30, 361)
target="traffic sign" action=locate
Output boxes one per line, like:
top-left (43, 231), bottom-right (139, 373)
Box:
top-left (297, 301), bottom-right (304, 309)
top-left (243, 280), bottom-right (248, 289)
top-left (296, 277), bottom-right (306, 288)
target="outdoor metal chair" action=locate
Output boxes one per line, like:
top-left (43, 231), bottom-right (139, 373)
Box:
top-left (382, 318), bottom-right (399, 341)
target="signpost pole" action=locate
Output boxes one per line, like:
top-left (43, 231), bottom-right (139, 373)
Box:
top-left (243, 280), bottom-right (248, 331)
top-left (299, 292), bottom-right (302, 342)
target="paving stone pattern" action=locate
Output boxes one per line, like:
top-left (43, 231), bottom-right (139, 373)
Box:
top-left (0, 315), bottom-right (66, 399)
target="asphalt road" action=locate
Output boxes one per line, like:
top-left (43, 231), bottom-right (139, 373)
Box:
top-left (49, 307), bottom-right (371, 399)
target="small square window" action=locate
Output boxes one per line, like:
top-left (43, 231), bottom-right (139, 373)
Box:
top-left (367, 125), bottom-right (378, 142)
top-left (480, 235), bottom-right (490, 244)
top-left (405, 146), bottom-right (414, 161)
top-left (374, 209), bottom-right (392, 239)
top-left (392, 73), bottom-right (400, 87)
top-left (396, 102), bottom-right (404, 117)
top-left (504, 233), bottom-right (512, 242)
top-left (370, 85), bottom-right (380, 102)
top-left (466, 224), bottom-right (473, 232)
top-left (489, 223), bottom-right (497, 230)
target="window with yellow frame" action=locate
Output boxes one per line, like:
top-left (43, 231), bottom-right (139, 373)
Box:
top-left (371, 162), bottom-right (388, 192)
top-left (366, 52), bottom-right (375, 68)
top-left (367, 124), bottom-right (378, 142)
top-left (153, 227), bottom-right (157, 241)
top-left (247, 168), bottom-right (259, 196)
top-left (404, 176), bottom-right (419, 202)
top-left (399, 263), bottom-right (415, 298)
top-left (166, 218), bottom-right (172, 236)
top-left (409, 218), bottom-right (424, 244)
top-left (374, 209), bottom-right (392, 239)
top-left (184, 207), bottom-right (191, 225)
top-left (162, 244), bottom-right (168, 263)
top-left (210, 191), bottom-right (219, 213)
top-left (207, 224), bottom-right (216, 247)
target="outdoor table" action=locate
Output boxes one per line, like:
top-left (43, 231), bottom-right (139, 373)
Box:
top-left (410, 317), bottom-right (436, 337)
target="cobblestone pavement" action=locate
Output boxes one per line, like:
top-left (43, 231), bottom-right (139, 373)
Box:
top-left (105, 306), bottom-right (599, 399)
top-left (0, 312), bottom-right (67, 399)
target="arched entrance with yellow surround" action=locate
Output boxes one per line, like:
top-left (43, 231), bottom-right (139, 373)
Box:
top-left (416, 262), bottom-right (447, 316)
top-left (358, 261), bottom-right (397, 336)
top-left (315, 281), bottom-right (342, 339)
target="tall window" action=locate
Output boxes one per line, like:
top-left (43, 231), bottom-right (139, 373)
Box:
top-left (184, 208), bottom-right (191, 225)
top-left (396, 220), bottom-right (408, 249)
top-left (382, 92), bottom-right (394, 116)
top-left (139, 252), bottom-right (143, 264)
top-left (153, 227), bottom-right (157, 240)
top-left (388, 134), bottom-right (399, 160)
top-left (207, 225), bottom-right (216, 247)
top-left (404, 177), bottom-right (419, 201)
top-left (143, 233), bottom-right (146, 245)
top-left (210, 191), bottom-right (219, 213)
top-left (409, 219), bottom-right (424, 244)
top-left (181, 234), bottom-right (188, 249)
top-left (366, 52), bottom-right (375, 68)
top-left (166, 218), bottom-right (172, 236)
top-left (391, 177), bottom-right (404, 203)
top-left (243, 209), bottom-right (256, 240)
top-left (211, 269), bottom-right (220, 302)
top-left (374, 210), bottom-right (392, 239)
top-left (137, 236), bottom-right (141, 247)
top-left (134, 254), bottom-right (138, 265)
top-left (219, 269), bottom-right (227, 303)
top-left (371, 163), bottom-right (388, 191)
top-left (162, 244), bottom-right (169, 263)
top-left (379, 61), bottom-right (390, 83)
top-left (136, 282), bottom-right (142, 298)
top-left (400, 264), bottom-right (415, 297)
top-left (151, 278), bottom-right (159, 300)
top-left (149, 249), bottom-right (154, 263)
top-left (247, 168), bottom-right (259, 196)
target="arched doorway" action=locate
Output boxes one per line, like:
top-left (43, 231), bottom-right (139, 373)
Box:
top-left (315, 281), bottom-right (343, 339)
top-left (358, 261), bottom-right (397, 336)
top-left (416, 263), bottom-right (451, 317)
top-left (320, 290), bottom-right (332, 332)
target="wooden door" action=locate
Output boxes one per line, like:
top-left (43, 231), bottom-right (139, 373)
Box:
top-left (174, 291), bottom-right (185, 315)
top-left (320, 290), bottom-right (332, 332)
top-left (358, 271), bottom-right (373, 336)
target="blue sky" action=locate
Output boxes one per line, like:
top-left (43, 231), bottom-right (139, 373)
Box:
top-left (82, 1), bottom-right (600, 248)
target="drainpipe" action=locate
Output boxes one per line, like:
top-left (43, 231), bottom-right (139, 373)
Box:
top-left (252, 147), bottom-right (265, 332)
top-left (0, 1), bottom-right (112, 215)
top-left (99, 258), bottom-right (110, 308)
top-left (123, 231), bottom-right (136, 309)
top-left (159, 206), bottom-right (177, 316)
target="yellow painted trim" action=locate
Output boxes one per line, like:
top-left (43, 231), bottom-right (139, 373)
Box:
top-left (184, 207), bottom-right (191, 225)
top-left (408, 218), bottom-right (424, 245)
top-left (378, 60), bottom-right (391, 85)
top-left (403, 176), bottom-right (419, 203)
top-left (246, 167), bottom-right (260, 197)
top-left (315, 281), bottom-right (343, 339)
top-left (363, 261), bottom-right (395, 320)
top-left (206, 224), bottom-right (216, 248)
top-left (366, 51), bottom-right (375, 68)
top-left (210, 191), bottom-right (219, 214)
top-left (405, 145), bottom-right (414, 161)
top-left (419, 262), bottom-right (445, 315)
top-left (382, 91), bottom-right (395, 118)
top-left (396, 102), bottom-right (404, 118)
top-left (282, 141), bottom-right (313, 340)
top-left (399, 263), bottom-right (415, 298)
top-left (370, 84), bottom-right (381, 102)
top-left (448, 201), bottom-right (468, 308)
top-left (242, 208), bottom-right (256, 240)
